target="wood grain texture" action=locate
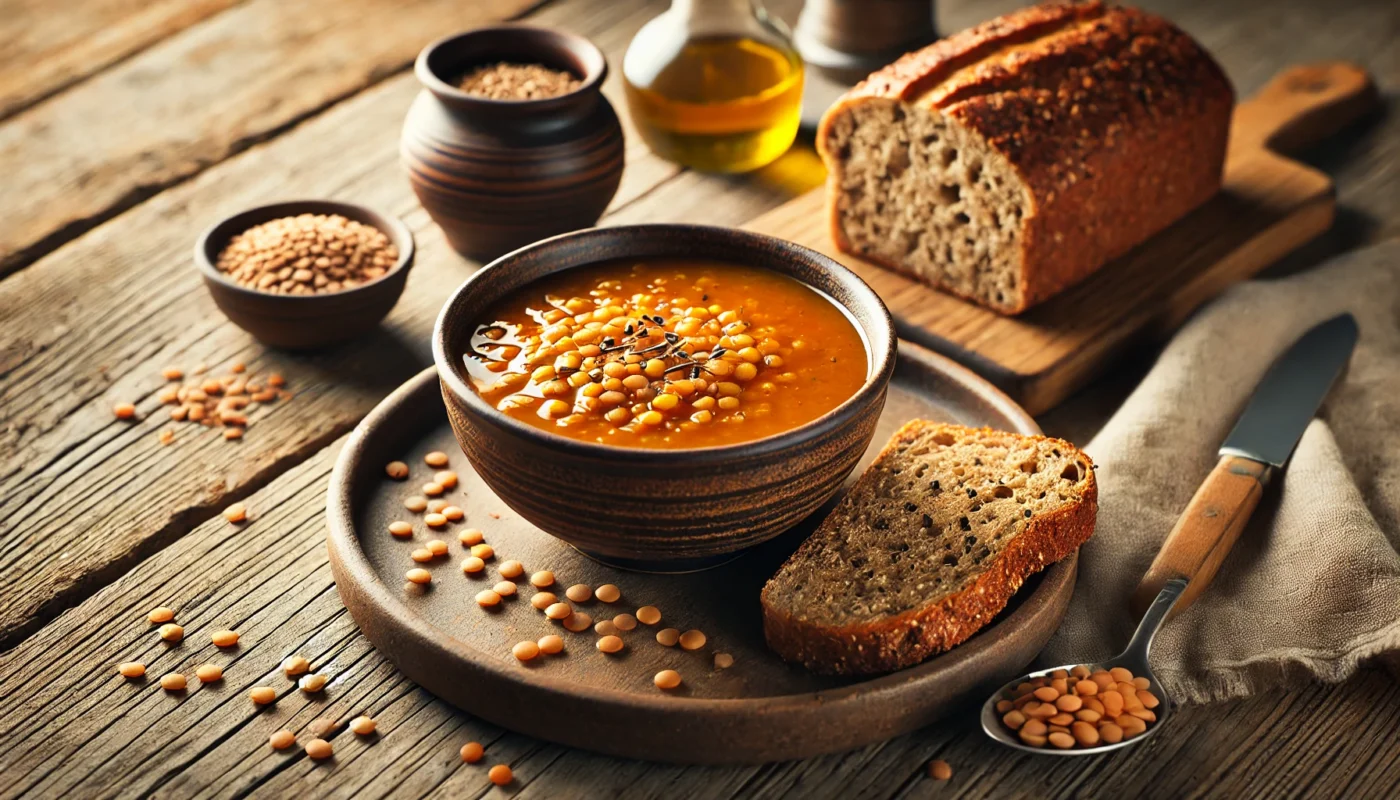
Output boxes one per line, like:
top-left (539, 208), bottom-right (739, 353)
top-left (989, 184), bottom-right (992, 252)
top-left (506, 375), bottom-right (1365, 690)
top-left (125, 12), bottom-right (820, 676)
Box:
top-left (0, 0), bottom-right (544, 276)
top-left (748, 61), bottom-right (1374, 415)
top-left (0, 0), bottom-right (239, 120)
top-left (0, 0), bottom-right (774, 652)
top-left (1, 433), bottom-right (1398, 799)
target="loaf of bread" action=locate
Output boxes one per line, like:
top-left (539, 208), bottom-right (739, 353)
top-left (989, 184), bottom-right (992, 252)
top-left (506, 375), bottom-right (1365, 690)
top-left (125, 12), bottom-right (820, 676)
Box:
top-left (761, 421), bottom-right (1096, 675)
top-left (816, 2), bottom-right (1234, 314)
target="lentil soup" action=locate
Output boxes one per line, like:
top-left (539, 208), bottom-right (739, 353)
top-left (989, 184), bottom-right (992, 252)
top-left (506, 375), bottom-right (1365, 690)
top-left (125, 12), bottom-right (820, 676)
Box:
top-left (462, 259), bottom-right (868, 448)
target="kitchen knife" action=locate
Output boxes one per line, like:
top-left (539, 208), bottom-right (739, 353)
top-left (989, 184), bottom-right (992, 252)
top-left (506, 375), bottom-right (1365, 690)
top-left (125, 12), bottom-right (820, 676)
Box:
top-left (1129, 313), bottom-right (1359, 619)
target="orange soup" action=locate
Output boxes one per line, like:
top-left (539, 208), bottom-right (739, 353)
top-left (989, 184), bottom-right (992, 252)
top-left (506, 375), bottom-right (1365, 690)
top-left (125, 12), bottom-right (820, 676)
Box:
top-left (462, 259), bottom-right (868, 449)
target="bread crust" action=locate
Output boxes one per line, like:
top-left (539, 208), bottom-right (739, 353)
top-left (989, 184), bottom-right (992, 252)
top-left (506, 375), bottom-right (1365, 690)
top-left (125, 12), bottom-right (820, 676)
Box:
top-left (760, 421), bottom-right (1097, 675)
top-left (817, 2), bottom-right (1235, 314)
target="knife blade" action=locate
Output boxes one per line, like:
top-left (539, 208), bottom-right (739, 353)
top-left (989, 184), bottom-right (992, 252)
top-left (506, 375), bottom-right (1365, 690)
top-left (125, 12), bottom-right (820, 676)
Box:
top-left (1218, 313), bottom-right (1359, 467)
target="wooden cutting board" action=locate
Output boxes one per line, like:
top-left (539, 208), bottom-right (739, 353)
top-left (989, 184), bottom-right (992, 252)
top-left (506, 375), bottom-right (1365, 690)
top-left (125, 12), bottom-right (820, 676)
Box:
top-left (746, 62), bottom-right (1377, 415)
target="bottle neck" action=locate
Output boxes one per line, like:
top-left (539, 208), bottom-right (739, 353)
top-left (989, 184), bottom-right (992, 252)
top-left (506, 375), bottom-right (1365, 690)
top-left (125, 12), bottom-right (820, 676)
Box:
top-left (672, 0), bottom-right (759, 26)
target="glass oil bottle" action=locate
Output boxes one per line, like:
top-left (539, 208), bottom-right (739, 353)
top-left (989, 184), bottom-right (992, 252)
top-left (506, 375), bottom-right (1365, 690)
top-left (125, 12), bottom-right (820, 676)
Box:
top-left (623, 0), bottom-right (804, 173)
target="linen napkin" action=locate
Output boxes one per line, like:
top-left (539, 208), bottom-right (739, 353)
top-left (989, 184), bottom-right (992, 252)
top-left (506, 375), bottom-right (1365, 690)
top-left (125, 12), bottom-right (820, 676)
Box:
top-left (1040, 238), bottom-right (1400, 703)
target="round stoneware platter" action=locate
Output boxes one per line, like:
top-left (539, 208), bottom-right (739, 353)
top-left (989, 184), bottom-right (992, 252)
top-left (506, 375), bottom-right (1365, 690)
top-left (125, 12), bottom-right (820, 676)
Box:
top-left (326, 340), bottom-right (1075, 764)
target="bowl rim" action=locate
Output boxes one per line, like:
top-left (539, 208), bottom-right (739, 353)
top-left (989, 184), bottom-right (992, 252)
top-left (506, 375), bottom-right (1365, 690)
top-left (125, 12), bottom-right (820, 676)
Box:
top-left (413, 23), bottom-right (609, 110)
top-left (192, 199), bottom-right (416, 303)
top-left (431, 223), bottom-right (898, 465)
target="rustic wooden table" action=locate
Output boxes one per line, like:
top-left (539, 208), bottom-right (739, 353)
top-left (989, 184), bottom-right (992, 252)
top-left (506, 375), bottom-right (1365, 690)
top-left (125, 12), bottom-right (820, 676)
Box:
top-left (1, 0), bottom-right (1396, 797)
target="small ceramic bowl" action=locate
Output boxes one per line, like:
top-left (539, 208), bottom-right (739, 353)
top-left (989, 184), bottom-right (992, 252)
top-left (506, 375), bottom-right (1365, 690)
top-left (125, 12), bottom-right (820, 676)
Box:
top-left (194, 200), bottom-right (415, 350)
top-left (432, 224), bottom-right (897, 571)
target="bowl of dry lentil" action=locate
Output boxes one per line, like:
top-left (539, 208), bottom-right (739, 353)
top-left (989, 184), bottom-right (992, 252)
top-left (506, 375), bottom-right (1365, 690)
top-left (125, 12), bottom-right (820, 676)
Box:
top-left (432, 224), bottom-right (897, 571)
top-left (194, 200), bottom-right (415, 349)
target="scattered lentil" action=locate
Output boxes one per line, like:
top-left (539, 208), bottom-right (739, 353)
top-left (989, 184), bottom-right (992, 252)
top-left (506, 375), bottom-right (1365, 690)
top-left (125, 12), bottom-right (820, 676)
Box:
top-left (283, 655), bottom-right (311, 676)
top-left (160, 673), bottom-right (187, 691)
top-left (513, 641), bottom-right (541, 661)
top-left (462, 556), bottom-right (486, 574)
top-left (443, 505), bottom-right (465, 521)
top-left (470, 544), bottom-right (495, 560)
top-left (424, 512), bottom-right (448, 528)
top-left (385, 461), bottom-right (409, 479)
top-left (679, 630), bottom-right (707, 651)
top-left (613, 613), bottom-right (637, 632)
top-left (118, 662), bottom-right (146, 679)
top-left (211, 629), bottom-right (239, 647)
top-left (562, 612), bottom-right (593, 632)
top-left (406, 568), bottom-right (432, 585)
top-left (653, 670), bottom-right (682, 690)
top-left (596, 635), bottom-right (624, 654)
top-left (215, 213), bottom-right (398, 295)
top-left (148, 607), bottom-right (175, 624)
top-left (493, 580), bottom-right (517, 597)
top-left (426, 539), bottom-right (449, 556)
top-left (457, 61), bottom-right (581, 101)
top-left (714, 652), bottom-right (734, 669)
top-left (538, 634), bottom-right (565, 655)
top-left (460, 528), bottom-right (485, 546)
top-left (636, 606), bottom-right (661, 625)
top-left (349, 716), bottom-right (376, 735)
top-left (656, 628), bottom-right (680, 647)
top-left (461, 741), bottom-right (485, 763)
top-left (405, 496), bottom-right (428, 513)
top-left (424, 451), bottom-right (450, 467)
top-left (158, 623), bottom-right (184, 642)
top-left (411, 548), bottom-right (434, 563)
top-left (306, 738), bottom-right (334, 761)
top-left (250, 686), bottom-right (277, 705)
top-left (270, 730), bottom-right (297, 750)
top-left (223, 503), bottom-right (247, 523)
top-left (423, 482), bottom-right (444, 497)
top-left (434, 470), bottom-right (458, 489)
top-left (195, 664), bottom-right (223, 682)
top-left (477, 589), bottom-right (503, 607)
top-left (565, 584), bottom-right (592, 603)
top-left (531, 592), bottom-right (558, 611)
top-left (594, 584), bottom-right (621, 603)
top-left (997, 664), bottom-right (1161, 749)
top-left (389, 521), bottom-right (413, 537)
top-left (594, 620), bottom-right (618, 636)
top-left (114, 403), bottom-right (136, 420)
top-left (530, 570), bottom-right (555, 588)
top-left (299, 673), bottom-right (328, 693)
top-left (545, 602), bottom-right (573, 621)
top-left (929, 760), bottom-right (953, 781)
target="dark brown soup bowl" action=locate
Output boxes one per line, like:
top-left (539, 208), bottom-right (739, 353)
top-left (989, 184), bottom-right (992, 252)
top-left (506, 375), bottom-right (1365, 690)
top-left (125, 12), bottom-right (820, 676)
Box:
top-left (432, 225), bottom-right (897, 571)
top-left (195, 200), bottom-right (415, 350)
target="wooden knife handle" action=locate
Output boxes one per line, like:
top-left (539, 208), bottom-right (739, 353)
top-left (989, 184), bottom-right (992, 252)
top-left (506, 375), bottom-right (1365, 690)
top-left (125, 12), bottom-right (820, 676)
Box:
top-left (1229, 61), bottom-right (1377, 158)
top-left (1130, 455), bottom-right (1271, 619)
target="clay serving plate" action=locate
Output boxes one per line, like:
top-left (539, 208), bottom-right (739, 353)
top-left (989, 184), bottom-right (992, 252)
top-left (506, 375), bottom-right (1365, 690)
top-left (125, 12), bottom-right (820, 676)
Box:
top-left (432, 224), bottom-right (898, 571)
top-left (326, 346), bottom-right (1077, 763)
top-left (194, 200), bottom-right (415, 349)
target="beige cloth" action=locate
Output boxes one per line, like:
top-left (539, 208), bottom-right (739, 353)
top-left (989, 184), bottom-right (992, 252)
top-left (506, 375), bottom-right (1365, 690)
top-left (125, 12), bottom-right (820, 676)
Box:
top-left (1042, 239), bottom-right (1400, 703)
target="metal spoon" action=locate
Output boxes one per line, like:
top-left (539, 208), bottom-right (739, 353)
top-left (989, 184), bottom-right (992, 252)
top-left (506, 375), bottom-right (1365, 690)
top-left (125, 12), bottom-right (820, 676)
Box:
top-left (980, 577), bottom-right (1186, 755)
top-left (979, 313), bottom-right (1358, 755)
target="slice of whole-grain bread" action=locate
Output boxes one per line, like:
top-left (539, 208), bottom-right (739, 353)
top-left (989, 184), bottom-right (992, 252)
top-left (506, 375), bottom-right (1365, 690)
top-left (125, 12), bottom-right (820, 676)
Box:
top-left (761, 420), bottom-right (1097, 675)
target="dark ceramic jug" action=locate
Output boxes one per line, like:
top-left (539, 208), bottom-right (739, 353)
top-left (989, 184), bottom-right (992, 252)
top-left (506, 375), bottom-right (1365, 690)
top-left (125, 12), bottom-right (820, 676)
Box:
top-left (402, 26), bottom-right (625, 263)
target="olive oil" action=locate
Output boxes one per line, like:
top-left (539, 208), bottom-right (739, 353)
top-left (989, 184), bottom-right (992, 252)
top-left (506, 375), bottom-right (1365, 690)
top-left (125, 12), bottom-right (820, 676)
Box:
top-left (624, 6), bottom-right (803, 173)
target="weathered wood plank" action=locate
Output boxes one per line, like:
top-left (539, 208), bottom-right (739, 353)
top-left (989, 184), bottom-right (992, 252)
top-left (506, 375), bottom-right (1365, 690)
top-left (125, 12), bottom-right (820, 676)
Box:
top-left (1, 430), bottom-right (1398, 800)
top-left (0, 0), bottom-right (546, 275)
top-left (0, 0), bottom-right (240, 120)
top-left (0, 0), bottom-right (739, 653)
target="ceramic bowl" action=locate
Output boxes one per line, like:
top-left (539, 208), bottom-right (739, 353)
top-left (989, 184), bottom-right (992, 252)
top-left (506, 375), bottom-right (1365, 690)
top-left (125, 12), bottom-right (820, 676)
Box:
top-left (194, 200), bottom-right (415, 350)
top-left (432, 224), bottom-right (897, 571)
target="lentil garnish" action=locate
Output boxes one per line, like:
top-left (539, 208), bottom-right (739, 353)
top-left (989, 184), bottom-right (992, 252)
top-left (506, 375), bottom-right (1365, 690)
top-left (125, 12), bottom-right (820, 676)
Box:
top-left (215, 213), bottom-right (398, 295)
top-left (211, 629), bottom-right (239, 647)
top-left (530, 570), bottom-right (555, 588)
top-left (249, 686), bottom-right (277, 705)
top-left (426, 539), bottom-right (449, 556)
top-left (222, 503), bottom-right (248, 523)
top-left (493, 580), bottom-right (517, 597)
top-left (997, 664), bottom-right (1162, 749)
top-left (424, 451), bottom-right (450, 467)
top-left (406, 568), bottom-right (432, 585)
top-left (538, 634), bottom-right (565, 654)
top-left (424, 513), bottom-right (448, 528)
top-left (460, 528), bottom-right (485, 546)
top-left (405, 496), bottom-right (429, 513)
top-left (530, 592), bottom-right (558, 611)
top-left (148, 607), bottom-right (175, 624)
top-left (477, 589), bottom-right (503, 607)
top-left (299, 673), bottom-right (328, 693)
top-left (443, 505), bottom-right (465, 521)
top-left (656, 628), bottom-right (680, 647)
top-left (160, 673), bottom-right (187, 691)
top-left (596, 635), bottom-right (625, 654)
top-left (653, 669), bottom-right (682, 690)
top-left (679, 630), bottom-right (707, 651)
top-left (350, 716), bottom-right (377, 735)
top-left (499, 559), bottom-right (525, 579)
top-left (636, 606), bottom-right (661, 625)
top-left (305, 738), bottom-right (334, 760)
top-left (613, 613), bottom-right (638, 632)
top-left (118, 662), bottom-right (146, 678)
top-left (283, 655), bottom-right (311, 676)
top-left (545, 602), bottom-right (573, 621)
top-left (713, 652), bottom-right (734, 669)
top-left (158, 623), bottom-right (184, 642)
top-left (388, 521), bottom-right (413, 537)
top-left (565, 584), bottom-right (593, 603)
top-left (463, 260), bottom-right (867, 448)
top-left (270, 730), bottom-right (297, 750)
top-left (470, 544), bottom-right (495, 560)
top-left (461, 741), bottom-right (485, 763)
top-left (423, 482), bottom-right (444, 497)
top-left (385, 461), bottom-right (409, 479)
top-left (411, 548), bottom-right (435, 563)
top-left (427, 499), bottom-right (448, 514)
top-left (195, 664), bottom-right (224, 682)
top-left (594, 584), bottom-right (621, 603)
top-left (562, 612), bottom-right (593, 632)
top-left (434, 470), bottom-right (459, 489)
top-left (513, 641), bottom-right (541, 661)
top-left (462, 556), bottom-right (486, 574)
top-left (113, 403), bottom-right (137, 420)
top-left (929, 760), bottom-right (953, 781)
top-left (594, 620), bottom-right (619, 636)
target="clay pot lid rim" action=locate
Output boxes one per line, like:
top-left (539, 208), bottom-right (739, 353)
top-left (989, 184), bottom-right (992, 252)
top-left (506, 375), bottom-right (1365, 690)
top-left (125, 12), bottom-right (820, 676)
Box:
top-left (430, 223), bottom-right (900, 467)
top-left (192, 199), bottom-right (416, 304)
top-left (415, 24), bottom-right (609, 110)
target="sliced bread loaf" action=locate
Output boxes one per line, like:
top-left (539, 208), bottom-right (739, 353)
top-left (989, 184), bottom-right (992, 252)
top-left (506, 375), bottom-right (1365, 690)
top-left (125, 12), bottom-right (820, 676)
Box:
top-left (761, 421), bottom-right (1096, 675)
